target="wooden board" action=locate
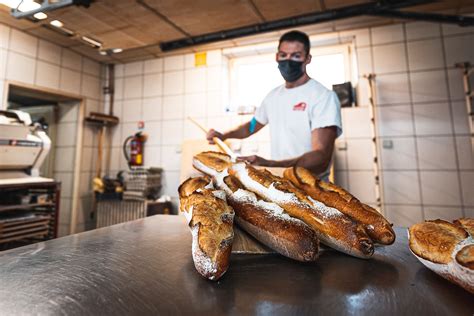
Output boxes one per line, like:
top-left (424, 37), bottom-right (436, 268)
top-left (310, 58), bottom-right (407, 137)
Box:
top-left (232, 226), bottom-right (275, 254)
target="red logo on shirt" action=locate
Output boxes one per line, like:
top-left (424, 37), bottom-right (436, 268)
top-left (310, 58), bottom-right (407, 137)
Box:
top-left (293, 102), bottom-right (307, 111)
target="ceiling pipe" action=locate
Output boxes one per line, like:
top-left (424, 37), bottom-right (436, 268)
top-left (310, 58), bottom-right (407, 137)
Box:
top-left (159, 0), bottom-right (435, 51)
top-left (368, 9), bottom-right (474, 26)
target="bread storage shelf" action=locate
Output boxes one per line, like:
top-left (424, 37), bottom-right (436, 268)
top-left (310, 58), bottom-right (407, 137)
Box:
top-left (0, 181), bottom-right (60, 251)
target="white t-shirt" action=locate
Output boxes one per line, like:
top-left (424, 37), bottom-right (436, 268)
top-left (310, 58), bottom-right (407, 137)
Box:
top-left (254, 78), bottom-right (342, 181)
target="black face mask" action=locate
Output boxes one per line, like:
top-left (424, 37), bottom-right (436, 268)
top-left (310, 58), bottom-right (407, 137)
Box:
top-left (277, 59), bottom-right (304, 82)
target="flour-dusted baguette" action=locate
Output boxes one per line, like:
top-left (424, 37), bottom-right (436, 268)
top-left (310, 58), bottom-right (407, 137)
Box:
top-left (178, 176), bottom-right (234, 281)
top-left (230, 162), bottom-right (374, 259)
top-left (284, 166), bottom-right (395, 245)
top-left (193, 152), bottom-right (319, 262)
top-left (224, 175), bottom-right (320, 261)
top-left (193, 151), bottom-right (233, 175)
top-left (408, 219), bottom-right (474, 293)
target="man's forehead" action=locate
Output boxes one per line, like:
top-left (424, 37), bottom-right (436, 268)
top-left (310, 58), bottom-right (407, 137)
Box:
top-left (278, 41), bottom-right (305, 53)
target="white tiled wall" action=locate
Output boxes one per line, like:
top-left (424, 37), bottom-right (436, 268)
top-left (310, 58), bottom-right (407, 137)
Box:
top-left (108, 51), bottom-right (232, 210)
top-left (108, 21), bottom-right (473, 225)
top-left (0, 24), bottom-right (103, 236)
top-left (367, 22), bottom-right (473, 223)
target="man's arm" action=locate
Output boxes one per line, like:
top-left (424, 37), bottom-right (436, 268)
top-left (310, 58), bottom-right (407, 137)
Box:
top-left (239, 126), bottom-right (337, 175)
top-left (206, 119), bottom-right (265, 144)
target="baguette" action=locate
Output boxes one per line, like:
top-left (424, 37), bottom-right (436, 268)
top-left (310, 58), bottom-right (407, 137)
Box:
top-left (178, 176), bottom-right (234, 281)
top-left (193, 152), bottom-right (319, 262)
top-left (283, 166), bottom-right (395, 245)
top-left (223, 175), bottom-right (319, 261)
top-left (230, 162), bottom-right (374, 259)
top-left (408, 219), bottom-right (473, 293)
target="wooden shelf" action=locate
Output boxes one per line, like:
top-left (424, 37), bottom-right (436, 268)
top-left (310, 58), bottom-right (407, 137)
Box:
top-left (0, 202), bottom-right (55, 213)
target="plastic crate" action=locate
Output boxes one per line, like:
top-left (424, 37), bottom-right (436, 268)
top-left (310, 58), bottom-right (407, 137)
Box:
top-left (123, 167), bottom-right (163, 199)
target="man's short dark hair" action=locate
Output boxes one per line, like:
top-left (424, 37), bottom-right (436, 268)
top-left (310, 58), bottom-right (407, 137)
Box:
top-left (278, 30), bottom-right (310, 55)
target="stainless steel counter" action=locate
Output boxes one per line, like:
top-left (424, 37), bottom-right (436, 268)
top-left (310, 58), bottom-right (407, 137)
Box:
top-left (0, 215), bottom-right (472, 315)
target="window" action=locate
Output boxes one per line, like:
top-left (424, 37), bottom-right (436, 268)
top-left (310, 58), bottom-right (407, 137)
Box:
top-left (228, 44), bottom-right (353, 113)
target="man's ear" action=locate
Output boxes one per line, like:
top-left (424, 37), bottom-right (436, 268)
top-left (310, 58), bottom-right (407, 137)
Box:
top-left (275, 52), bottom-right (279, 62)
top-left (305, 54), bottom-right (312, 65)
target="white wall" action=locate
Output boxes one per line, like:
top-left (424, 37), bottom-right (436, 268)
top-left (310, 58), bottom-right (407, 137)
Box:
top-left (0, 24), bottom-right (104, 236)
top-left (110, 21), bottom-right (473, 226)
top-left (345, 22), bottom-right (474, 225)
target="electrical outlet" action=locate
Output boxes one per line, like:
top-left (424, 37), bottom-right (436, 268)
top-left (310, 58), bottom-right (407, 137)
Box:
top-left (382, 140), bottom-right (393, 149)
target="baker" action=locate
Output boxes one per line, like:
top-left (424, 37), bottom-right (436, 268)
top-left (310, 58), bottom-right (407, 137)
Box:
top-left (206, 30), bottom-right (342, 182)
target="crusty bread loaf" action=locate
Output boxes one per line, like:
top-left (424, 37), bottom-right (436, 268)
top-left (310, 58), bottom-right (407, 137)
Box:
top-left (230, 162), bottom-right (374, 259)
top-left (178, 176), bottom-right (234, 281)
top-left (192, 152), bottom-right (319, 262)
top-left (193, 151), bottom-right (233, 175)
top-left (408, 219), bottom-right (473, 293)
top-left (222, 175), bottom-right (319, 262)
top-left (456, 244), bottom-right (474, 270)
top-left (283, 166), bottom-right (395, 245)
top-left (454, 218), bottom-right (474, 237)
top-left (409, 219), bottom-right (468, 264)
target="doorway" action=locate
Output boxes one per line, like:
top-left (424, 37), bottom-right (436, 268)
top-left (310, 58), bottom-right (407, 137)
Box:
top-left (4, 82), bottom-right (84, 236)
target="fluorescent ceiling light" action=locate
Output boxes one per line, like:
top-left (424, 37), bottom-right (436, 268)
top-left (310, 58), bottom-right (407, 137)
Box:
top-left (99, 50), bottom-right (107, 56)
top-left (81, 36), bottom-right (102, 48)
top-left (33, 12), bottom-right (47, 19)
top-left (50, 19), bottom-right (63, 28)
top-left (0, 0), bottom-right (19, 8)
top-left (18, 0), bottom-right (40, 12)
top-left (112, 48), bottom-right (123, 53)
top-left (0, 0), bottom-right (41, 12)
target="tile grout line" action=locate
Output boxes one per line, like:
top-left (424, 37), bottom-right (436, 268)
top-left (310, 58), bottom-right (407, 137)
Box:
top-left (402, 22), bottom-right (426, 221)
top-left (439, 25), bottom-right (466, 217)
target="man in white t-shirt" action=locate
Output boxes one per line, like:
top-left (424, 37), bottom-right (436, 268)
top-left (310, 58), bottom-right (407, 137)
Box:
top-left (207, 30), bottom-right (342, 182)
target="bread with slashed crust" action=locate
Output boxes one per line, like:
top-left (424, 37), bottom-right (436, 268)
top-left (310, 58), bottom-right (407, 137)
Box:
top-left (192, 152), bottom-right (320, 262)
top-left (409, 219), bottom-right (468, 264)
top-left (178, 176), bottom-right (234, 281)
top-left (455, 244), bottom-right (474, 270)
top-left (453, 218), bottom-right (474, 237)
top-left (222, 175), bottom-right (319, 262)
top-left (230, 162), bottom-right (374, 259)
top-left (283, 166), bottom-right (395, 245)
top-left (193, 151), bottom-right (232, 174)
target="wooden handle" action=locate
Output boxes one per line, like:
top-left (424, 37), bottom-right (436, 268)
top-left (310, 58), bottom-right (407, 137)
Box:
top-left (187, 116), bottom-right (208, 134)
top-left (187, 116), bottom-right (237, 160)
top-left (213, 137), bottom-right (237, 160)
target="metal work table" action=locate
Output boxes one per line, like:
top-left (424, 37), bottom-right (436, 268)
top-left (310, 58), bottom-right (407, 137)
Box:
top-left (0, 215), bottom-right (472, 315)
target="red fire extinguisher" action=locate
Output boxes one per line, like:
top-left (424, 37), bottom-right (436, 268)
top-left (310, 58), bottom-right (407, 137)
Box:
top-left (123, 132), bottom-right (147, 168)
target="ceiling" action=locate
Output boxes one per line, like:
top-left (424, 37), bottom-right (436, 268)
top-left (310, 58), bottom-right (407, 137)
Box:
top-left (0, 0), bottom-right (473, 64)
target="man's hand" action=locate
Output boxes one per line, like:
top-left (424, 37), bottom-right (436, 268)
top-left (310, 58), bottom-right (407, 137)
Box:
top-left (238, 155), bottom-right (270, 166)
top-left (206, 129), bottom-right (224, 144)
top-left (206, 120), bottom-right (265, 144)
